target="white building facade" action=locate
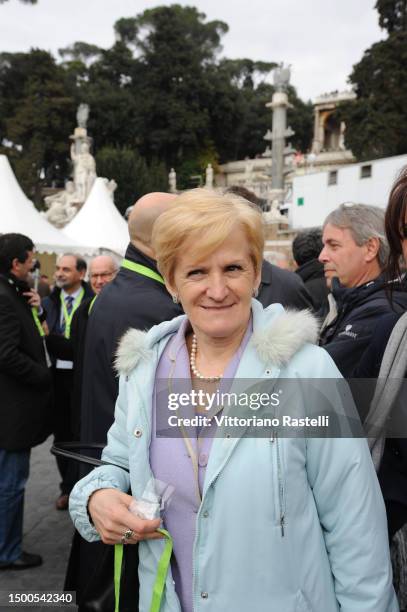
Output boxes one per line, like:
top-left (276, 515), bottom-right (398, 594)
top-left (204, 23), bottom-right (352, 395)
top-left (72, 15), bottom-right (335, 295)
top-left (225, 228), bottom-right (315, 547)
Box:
top-left (290, 154), bottom-right (407, 228)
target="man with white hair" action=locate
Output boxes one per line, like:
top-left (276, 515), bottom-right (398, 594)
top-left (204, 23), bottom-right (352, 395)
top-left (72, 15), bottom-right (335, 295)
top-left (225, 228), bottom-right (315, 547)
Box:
top-left (88, 255), bottom-right (119, 295)
top-left (318, 203), bottom-right (407, 377)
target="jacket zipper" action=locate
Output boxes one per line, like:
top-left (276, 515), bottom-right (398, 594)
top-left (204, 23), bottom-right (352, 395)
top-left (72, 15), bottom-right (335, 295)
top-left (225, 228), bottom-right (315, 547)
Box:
top-left (275, 434), bottom-right (285, 537)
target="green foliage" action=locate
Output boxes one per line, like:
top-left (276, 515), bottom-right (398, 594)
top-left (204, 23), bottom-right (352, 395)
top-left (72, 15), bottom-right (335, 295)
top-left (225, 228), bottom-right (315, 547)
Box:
top-left (0, 50), bottom-right (75, 202)
top-left (58, 42), bottom-right (102, 64)
top-left (376, 0), bottom-right (407, 32)
top-left (95, 146), bottom-right (167, 214)
top-left (340, 31), bottom-right (407, 160)
top-left (0, 3), bottom-right (314, 208)
top-left (287, 88), bottom-right (314, 153)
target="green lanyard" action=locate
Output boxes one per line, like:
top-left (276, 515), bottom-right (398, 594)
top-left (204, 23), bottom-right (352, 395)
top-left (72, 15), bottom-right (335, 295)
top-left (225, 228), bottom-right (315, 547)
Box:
top-left (121, 259), bottom-right (165, 285)
top-left (31, 308), bottom-right (45, 337)
top-left (114, 529), bottom-right (173, 612)
top-left (60, 288), bottom-right (85, 338)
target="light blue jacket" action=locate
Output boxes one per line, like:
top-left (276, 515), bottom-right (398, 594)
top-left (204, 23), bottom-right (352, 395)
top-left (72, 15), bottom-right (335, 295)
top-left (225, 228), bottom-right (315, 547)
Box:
top-left (70, 301), bottom-right (398, 612)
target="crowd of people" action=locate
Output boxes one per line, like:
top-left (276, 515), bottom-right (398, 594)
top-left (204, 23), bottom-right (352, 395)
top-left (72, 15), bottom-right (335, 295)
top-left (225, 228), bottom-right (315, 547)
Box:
top-left (0, 169), bottom-right (407, 611)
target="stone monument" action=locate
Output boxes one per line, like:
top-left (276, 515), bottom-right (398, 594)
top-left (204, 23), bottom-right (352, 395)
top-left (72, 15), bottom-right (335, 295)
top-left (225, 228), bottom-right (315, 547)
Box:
top-left (70, 141), bottom-right (96, 202)
top-left (43, 104), bottom-right (99, 227)
top-left (205, 163), bottom-right (214, 189)
top-left (69, 103), bottom-right (96, 201)
top-left (169, 168), bottom-right (177, 193)
top-left (266, 63), bottom-right (295, 208)
top-left (42, 180), bottom-right (78, 228)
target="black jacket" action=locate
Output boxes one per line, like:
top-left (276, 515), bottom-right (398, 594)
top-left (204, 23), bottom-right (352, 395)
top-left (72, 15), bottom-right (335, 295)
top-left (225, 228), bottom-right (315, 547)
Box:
top-left (0, 274), bottom-right (52, 450)
top-left (42, 281), bottom-right (94, 336)
top-left (45, 296), bottom-right (93, 439)
top-left (257, 260), bottom-right (314, 311)
top-left (81, 243), bottom-right (183, 444)
top-left (295, 259), bottom-right (329, 312)
top-left (319, 276), bottom-right (407, 377)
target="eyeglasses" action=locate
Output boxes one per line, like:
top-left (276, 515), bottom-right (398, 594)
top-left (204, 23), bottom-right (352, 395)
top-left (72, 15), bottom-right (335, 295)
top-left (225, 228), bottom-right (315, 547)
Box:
top-left (90, 272), bottom-right (114, 280)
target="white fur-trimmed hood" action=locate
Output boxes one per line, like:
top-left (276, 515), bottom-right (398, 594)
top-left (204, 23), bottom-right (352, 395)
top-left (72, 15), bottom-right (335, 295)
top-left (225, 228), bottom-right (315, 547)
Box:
top-left (114, 328), bottom-right (153, 376)
top-left (251, 308), bottom-right (318, 368)
top-left (115, 306), bottom-right (319, 377)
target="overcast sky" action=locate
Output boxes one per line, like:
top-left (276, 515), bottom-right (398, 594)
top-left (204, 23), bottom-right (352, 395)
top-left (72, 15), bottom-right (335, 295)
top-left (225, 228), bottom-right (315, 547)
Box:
top-left (0, 0), bottom-right (384, 101)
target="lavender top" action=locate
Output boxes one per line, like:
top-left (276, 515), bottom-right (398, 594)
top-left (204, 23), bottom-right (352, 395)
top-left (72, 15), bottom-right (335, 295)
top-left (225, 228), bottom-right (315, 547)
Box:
top-left (150, 318), bottom-right (252, 612)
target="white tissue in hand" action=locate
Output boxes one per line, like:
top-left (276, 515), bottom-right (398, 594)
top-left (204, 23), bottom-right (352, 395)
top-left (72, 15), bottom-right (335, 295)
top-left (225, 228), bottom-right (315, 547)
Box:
top-left (129, 498), bottom-right (160, 520)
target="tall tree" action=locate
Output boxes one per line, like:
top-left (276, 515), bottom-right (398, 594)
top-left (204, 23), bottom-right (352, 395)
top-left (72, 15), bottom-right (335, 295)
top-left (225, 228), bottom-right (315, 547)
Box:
top-left (113, 6), bottom-right (228, 166)
top-left (96, 146), bottom-right (167, 213)
top-left (0, 4), bottom-right (313, 208)
top-left (0, 50), bottom-right (75, 201)
top-left (375, 0), bottom-right (407, 32)
top-left (339, 1), bottom-right (407, 160)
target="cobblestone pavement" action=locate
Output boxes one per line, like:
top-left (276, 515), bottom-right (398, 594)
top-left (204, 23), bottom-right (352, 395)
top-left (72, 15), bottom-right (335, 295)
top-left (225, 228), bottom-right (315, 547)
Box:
top-left (0, 438), bottom-right (77, 612)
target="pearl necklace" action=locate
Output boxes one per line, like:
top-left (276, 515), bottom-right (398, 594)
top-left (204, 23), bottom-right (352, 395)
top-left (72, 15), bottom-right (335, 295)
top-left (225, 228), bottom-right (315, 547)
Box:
top-left (190, 334), bottom-right (222, 382)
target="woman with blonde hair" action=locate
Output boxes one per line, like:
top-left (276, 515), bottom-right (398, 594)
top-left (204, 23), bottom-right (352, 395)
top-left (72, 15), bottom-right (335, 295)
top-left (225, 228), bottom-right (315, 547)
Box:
top-left (70, 189), bottom-right (397, 611)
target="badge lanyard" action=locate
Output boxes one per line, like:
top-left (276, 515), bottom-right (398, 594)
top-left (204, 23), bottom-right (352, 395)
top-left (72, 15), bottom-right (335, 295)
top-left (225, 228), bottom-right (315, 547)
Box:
top-left (121, 259), bottom-right (165, 285)
top-left (31, 307), bottom-right (52, 367)
top-left (114, 529), bottom-right (173, 612)
top-left (31, 307), bottom-right (45, 337)
top-left (60, 288), bottom-right (85, 338)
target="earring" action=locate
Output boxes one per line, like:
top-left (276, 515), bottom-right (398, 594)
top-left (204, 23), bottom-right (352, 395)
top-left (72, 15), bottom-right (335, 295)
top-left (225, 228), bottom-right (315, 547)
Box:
top-left (253, 288), bottom-right (259, 298)
top-left (172, 294), bottom-right (179, 304)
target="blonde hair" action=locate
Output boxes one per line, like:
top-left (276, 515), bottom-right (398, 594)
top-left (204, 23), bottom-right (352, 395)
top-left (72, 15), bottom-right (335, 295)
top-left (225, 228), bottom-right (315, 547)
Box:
top-left (152, 188), bottom-right (264, 284)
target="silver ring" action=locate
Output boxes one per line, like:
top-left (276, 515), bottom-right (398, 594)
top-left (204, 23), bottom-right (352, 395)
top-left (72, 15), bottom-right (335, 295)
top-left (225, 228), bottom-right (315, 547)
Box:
top-left (121, 528), bottom-right (134, 544)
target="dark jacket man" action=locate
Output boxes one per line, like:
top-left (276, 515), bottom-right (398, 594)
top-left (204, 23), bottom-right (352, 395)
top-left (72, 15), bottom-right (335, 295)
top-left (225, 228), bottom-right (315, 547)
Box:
top-left (43, 280), bottom-right (93, 338)
top-left (319, 276), bottom-right (407, 377)
top-left (0, 274), bottom-right (51, 450)
top-left (292, 227), bottom-right (328, 312)
top-left (42, 256), bottom-right (93, 507)
top-left (0, 233), bottom-right (51, 570)
top-left (319, 203), bottom-right (407, 377)
top-left (257, 260), bottom-right (314, 310)
top-left (46, 295), bottom-right (93, 439)
top-left (295, 259), bottom-right (328, 312)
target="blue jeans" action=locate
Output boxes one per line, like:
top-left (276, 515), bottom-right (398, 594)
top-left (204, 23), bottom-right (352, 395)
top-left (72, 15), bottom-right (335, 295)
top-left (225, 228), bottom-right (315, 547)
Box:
top-left (0, 448), bottom-right (30, 563)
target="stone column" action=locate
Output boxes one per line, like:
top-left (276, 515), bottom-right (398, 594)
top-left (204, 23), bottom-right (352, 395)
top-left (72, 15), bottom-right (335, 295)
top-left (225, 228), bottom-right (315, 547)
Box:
top-left (266, 91), bottom-right (293, 205)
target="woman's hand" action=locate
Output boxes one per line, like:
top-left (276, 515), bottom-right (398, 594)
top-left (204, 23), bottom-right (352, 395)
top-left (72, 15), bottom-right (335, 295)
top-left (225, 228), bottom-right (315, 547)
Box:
top-left (88, 488), bottom-right (163, 545)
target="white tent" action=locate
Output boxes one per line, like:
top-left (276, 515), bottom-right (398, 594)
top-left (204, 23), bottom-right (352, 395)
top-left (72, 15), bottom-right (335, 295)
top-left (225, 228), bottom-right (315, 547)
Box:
top-left (0, 154), bottom-right (91, 254)
top-left (64, 178), bottom-right (128, 256)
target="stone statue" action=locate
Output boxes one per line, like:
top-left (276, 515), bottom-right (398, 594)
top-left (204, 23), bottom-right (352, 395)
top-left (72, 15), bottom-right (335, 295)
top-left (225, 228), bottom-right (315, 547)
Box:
top-left (70, 141), bottom-right (96, 202)
top-left (76, 103), bottom-right (90, 130)
top-left (205, 163), bottom-right (214, 188)
top-left (169, 168), bottom-right (177, 194)
top-left (42, 181), bottom-right (79, 227)
top-left (273, 63), bottom-right (291, 92)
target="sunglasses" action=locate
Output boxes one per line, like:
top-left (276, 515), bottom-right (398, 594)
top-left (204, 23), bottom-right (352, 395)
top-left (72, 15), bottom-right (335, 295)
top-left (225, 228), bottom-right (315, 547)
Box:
top-left (403, 224), bottom-right (407, 239)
